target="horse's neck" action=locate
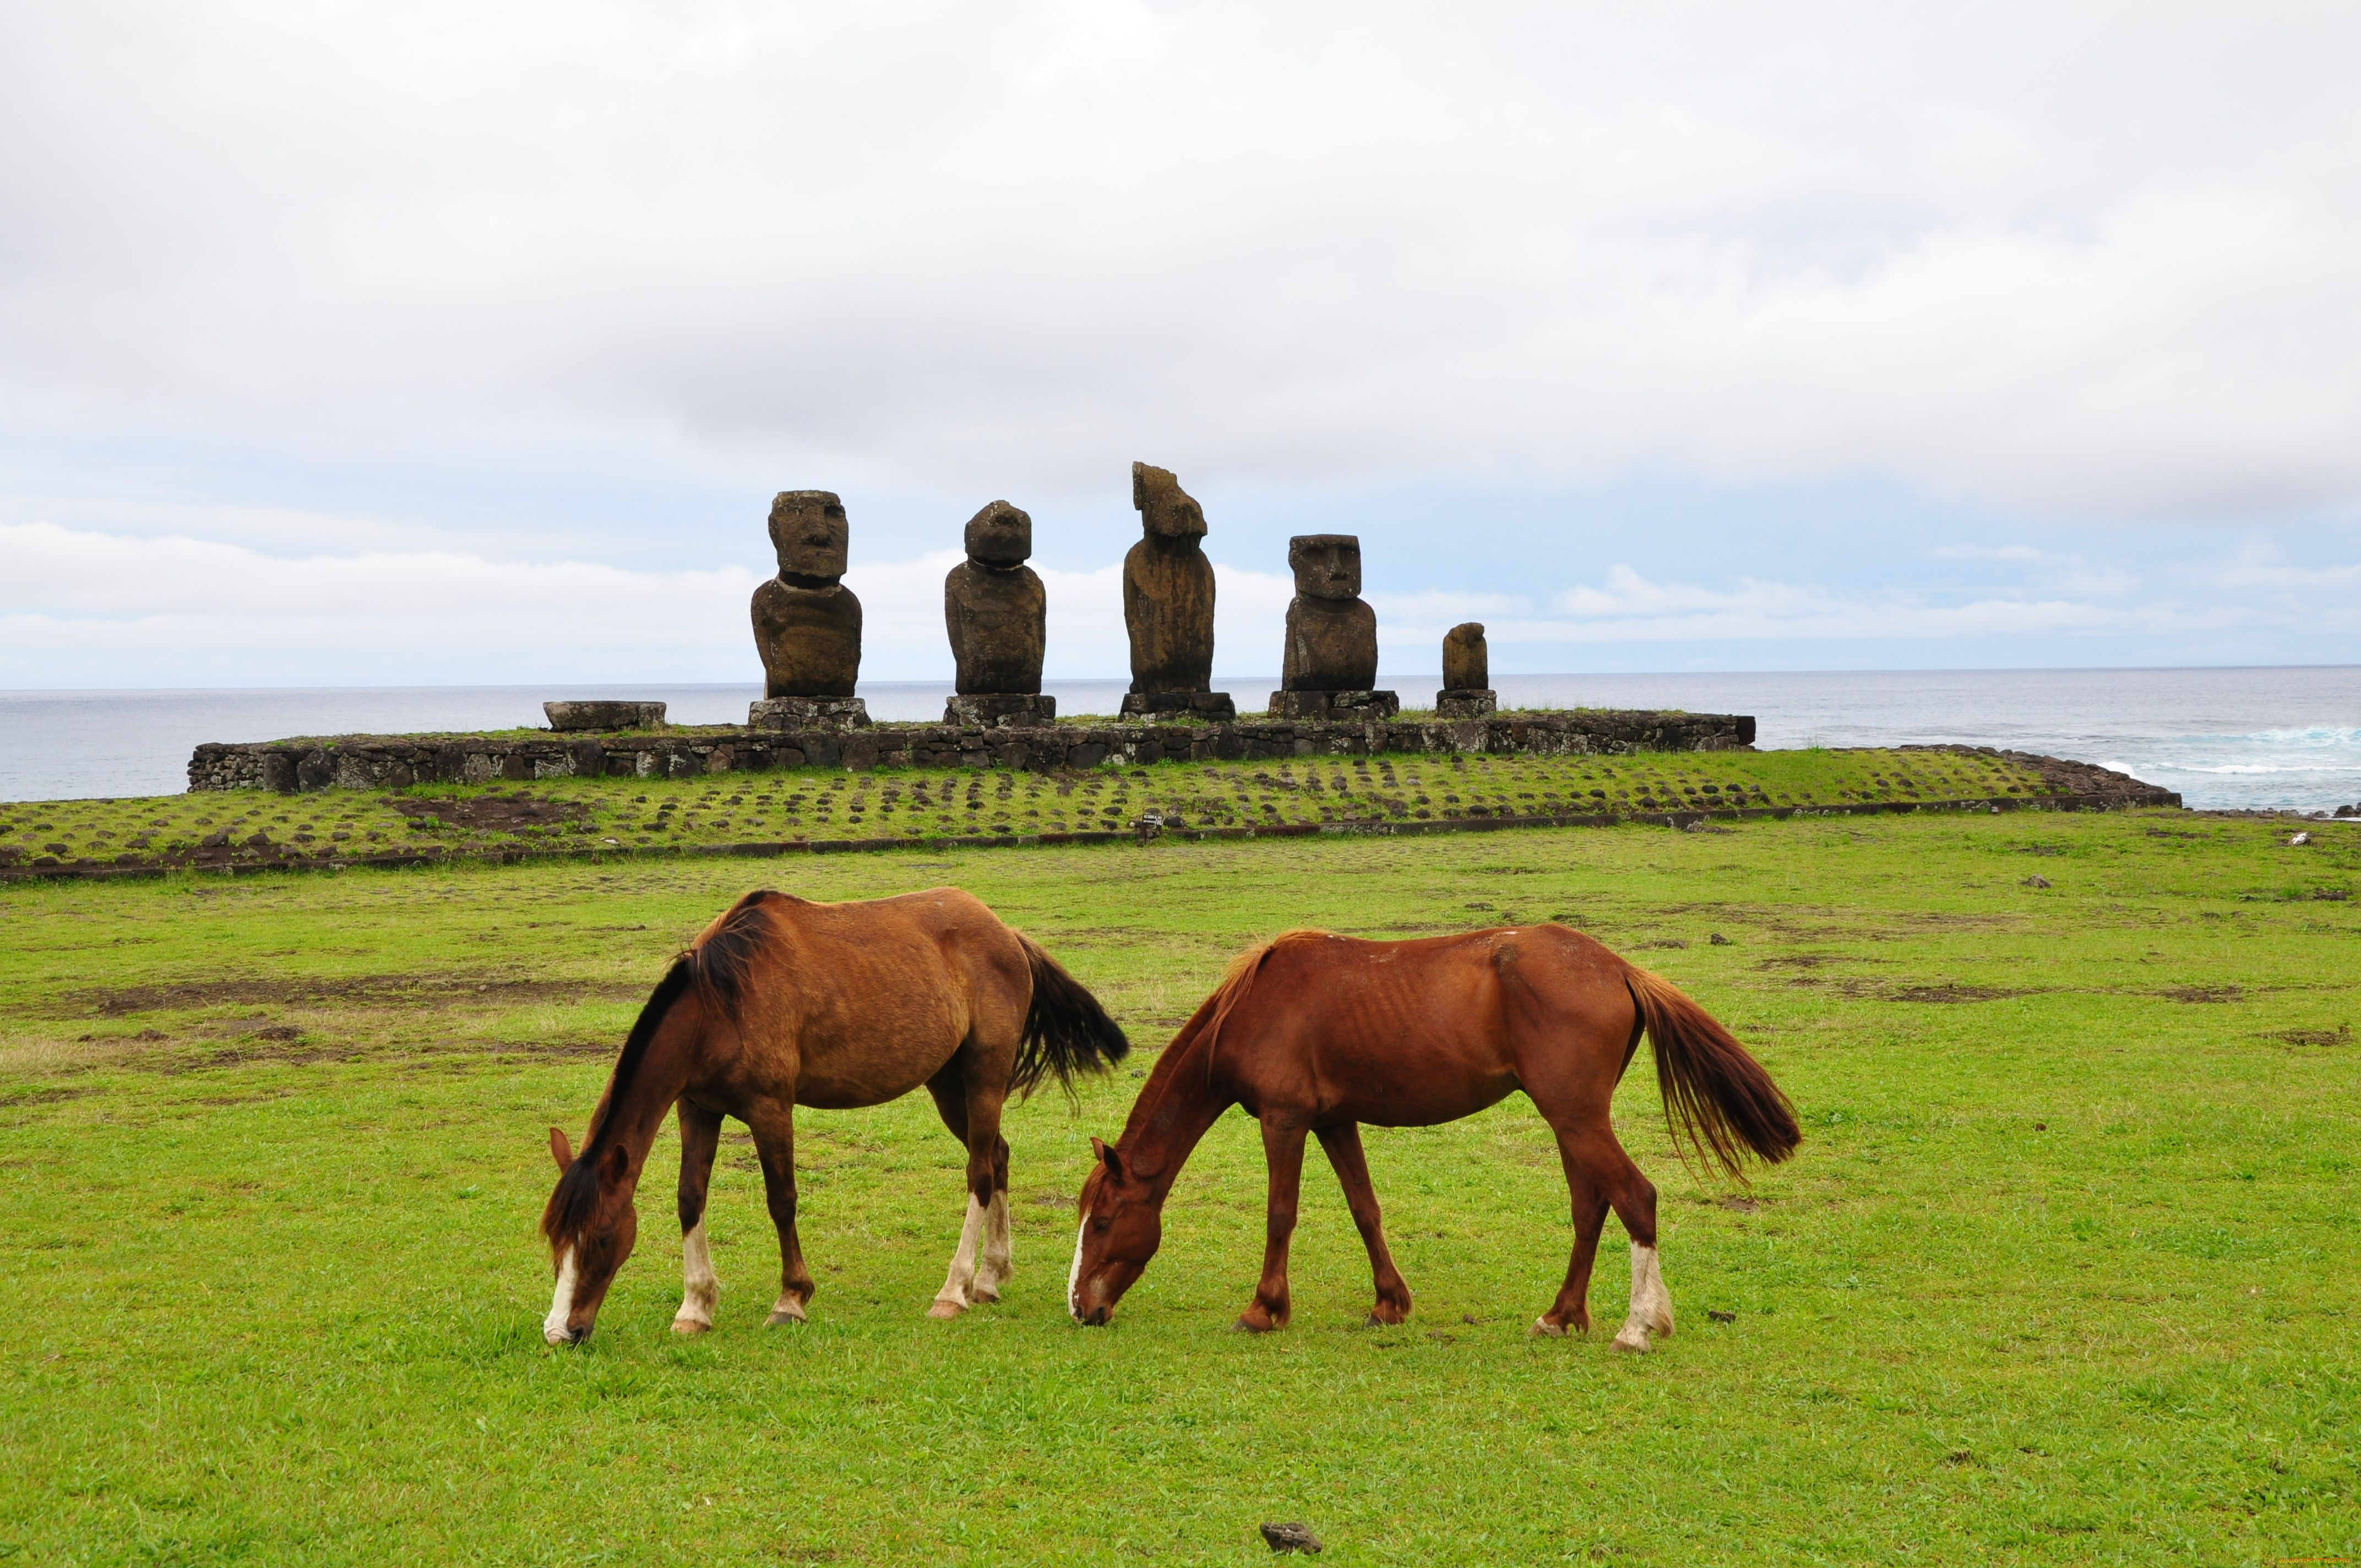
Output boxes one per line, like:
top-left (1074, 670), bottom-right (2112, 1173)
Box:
top-left (1121, 1034), bottom-right (1233, 1206)
top-left (595, 1022), bottom-right (697, 1177)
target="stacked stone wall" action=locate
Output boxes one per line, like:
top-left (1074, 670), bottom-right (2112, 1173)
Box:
top-left (188, 709), bottom-right (1758, 793)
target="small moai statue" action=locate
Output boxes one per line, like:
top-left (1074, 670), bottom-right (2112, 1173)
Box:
top-left (749, 489), bottom-right (869, 729)
top-left (1119, 462), bottom-right (1234, 720)
top-left (1437, 621), bottom-right (1497, 717)
top-left (942, 500), bottom-right (1054, 727)
top-left (1267, 533), bottom-right (1398, 721)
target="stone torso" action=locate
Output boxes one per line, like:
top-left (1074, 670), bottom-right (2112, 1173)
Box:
top-left (944, 560), bottom-right (1047, 695)
top-left (1123, 538), bottom-right (1216, 693)
top-left (752, 578), bottom-right (863, 698)
top-left (1282, 595), bottom-right (1378, 690)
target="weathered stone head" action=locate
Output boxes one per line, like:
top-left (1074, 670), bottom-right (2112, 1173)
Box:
top-left (769, 491), bottom-right (849, 582)
top-left (1132, 462), bottom-right (1207, 542)
top-left (1288, 535), bottom-right (1362, 601)
top-left (1443, 622), bottom-right (1488, 692)
top-left (964, 500), bottom-right (1032, 567)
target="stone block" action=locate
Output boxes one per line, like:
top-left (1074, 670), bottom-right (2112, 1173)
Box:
top-left (1267, 690), bottom-right (1400, 721)
top-left (1437, 688), bottom-right (1497, 718)
top-left (543, 700), bottom-right (666, 731)
top-left (1119, 690), bottom-right (1237, 720)
top-left (749, 696), bottom-right (872, 730)
top-left (944, 693), bottom-right (1058, 727)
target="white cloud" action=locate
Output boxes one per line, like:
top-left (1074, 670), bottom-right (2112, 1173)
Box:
top-left (2, 3), bottom-right (2358, 522)
top-left (0, 520), bottom-right (1315, 685)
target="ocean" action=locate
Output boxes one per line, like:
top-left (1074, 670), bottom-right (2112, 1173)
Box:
top-left (2, 667), bottom-right (2355, 812)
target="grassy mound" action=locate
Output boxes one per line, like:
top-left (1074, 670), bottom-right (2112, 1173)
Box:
top-left (4, 746), bottom-right (2065, 873)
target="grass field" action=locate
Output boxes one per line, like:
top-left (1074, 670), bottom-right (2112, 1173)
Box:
top-left (1, 808), bottom-right (2355, 1564)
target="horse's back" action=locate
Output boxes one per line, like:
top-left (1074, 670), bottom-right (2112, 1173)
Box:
top-left (1226, 926), bottom-right (1635, 1126)
top-left (746, 886), bottom-right (1031, 1108)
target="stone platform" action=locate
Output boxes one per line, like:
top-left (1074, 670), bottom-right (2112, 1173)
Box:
top-left (188, 708), bottom-right (1757, 793)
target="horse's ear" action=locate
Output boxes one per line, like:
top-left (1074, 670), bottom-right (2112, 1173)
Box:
top-left (1091, 1136), bottom-right (1122, 1180)
top-left (548, 1126), bottom-right (573, 1171)
top-left (600, 1142), bottom-right (630, 1184)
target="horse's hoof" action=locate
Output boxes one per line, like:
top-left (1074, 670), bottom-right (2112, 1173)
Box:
top-left (765, 1304), bottom-right (807, 1327)
top-left (969, 1284), bottom-right (1002, 1305)
top-left (1531, 1317), bottom-right (1568, 1337)
top-left (1232, 1315), bottom-right (1276, 1334)
top-left (671, 1316), bottom-right (711, 1336)
top-left (928, 1298), bottom-right (966, 1320)
top-left (1611, 1326), bottom-right (1653, 1353)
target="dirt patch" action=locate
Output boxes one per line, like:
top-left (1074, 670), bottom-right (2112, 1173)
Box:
top-left (391, 793), bottom-right (590, 834)
top-left (2157, 986), bottom-right (2243, 1005)
top-left (80, 975), bottom-right (646, 1017)
top-left (2271, 1025), bottom-right (2351, 1047)
top-left (1890, 984), bottom-right (2033, 1003)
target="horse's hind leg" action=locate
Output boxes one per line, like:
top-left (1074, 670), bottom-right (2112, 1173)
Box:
top-left (671, 1102), bottom-right (724, 1335)
top-left (924, 1061), bottom-right (1009, 1319)
top-left (1606, 1156), bottom-right (1673, 1354)
top-left (1534, 1125), bottom-right (1613, 1337)
top-left (1542, 1122), bottom-right (1671, 1350)
top-left (1315, 1123), bottom-right (1413, 1326)
top-left (747, 1100), bottom-right (816, 1325)
top-left (975, 1134), bottom-right (1014, 1303)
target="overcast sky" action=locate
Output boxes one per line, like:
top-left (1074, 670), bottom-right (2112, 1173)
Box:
top-left (4, 2), bottom-right (2358, 688)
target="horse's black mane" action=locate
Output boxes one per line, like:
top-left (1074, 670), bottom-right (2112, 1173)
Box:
top-left (541, 892), bottom-right (777, 1250)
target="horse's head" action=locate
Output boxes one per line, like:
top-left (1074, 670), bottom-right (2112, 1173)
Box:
top-left (539, 1126), bottom-right (640, 1346)
top-left (1069, 1136), bottom-right (1161, 1325)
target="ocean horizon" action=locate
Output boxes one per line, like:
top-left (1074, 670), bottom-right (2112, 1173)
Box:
top-left (3, 665), bottom-right (2357, 813)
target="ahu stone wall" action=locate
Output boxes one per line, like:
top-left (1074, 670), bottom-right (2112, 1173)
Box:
top-left (187, 709), bottom-right (1757, 793)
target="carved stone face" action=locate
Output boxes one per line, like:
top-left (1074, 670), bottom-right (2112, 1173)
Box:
top-left (1288, 535), bottom-right (1362, 600)
top-left (1132, 461), bottom-right (1207, 542)
top-left (963, 500), bottom-right (1032, 567)
top-left (768, 491), bottom-right (849, 580)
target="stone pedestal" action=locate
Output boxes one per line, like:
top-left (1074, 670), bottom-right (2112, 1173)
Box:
top-left (1121, 690), bottom-right (1237, 721)
top-left (1267, 689), bottom-right (1399, 722)
top-left (543, 700), bottom-right (666, 732)
top-left (749, 696), bottom-right (871, 731)
top-left (944, 693), bottom-right (1057, 728)
top-left (1435, 689), bottom-right (1497, 718)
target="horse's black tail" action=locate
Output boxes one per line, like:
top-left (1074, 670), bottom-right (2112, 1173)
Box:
top-left (1626, 966), bottom-right (1802, 1181)
top-left (1013, 934), bottom-right (1130, 1099)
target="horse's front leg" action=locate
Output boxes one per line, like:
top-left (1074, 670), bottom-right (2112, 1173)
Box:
top-left (671, 1102), bottom-right (724, 1335)
top-left (1315, 1122), bottom-right (1413, 1326)
top-left (1236, 1116), bottom-right (1307, 1333)
top-left (746, 1100), bottom-right (815, 1325)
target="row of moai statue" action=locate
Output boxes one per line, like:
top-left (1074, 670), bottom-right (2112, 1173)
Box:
top-left (746, 464), bottom-right (1498, 730)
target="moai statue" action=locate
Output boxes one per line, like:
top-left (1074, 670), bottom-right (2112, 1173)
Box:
top-left (942, 500), bottom-right (1054, 727)
top-left (1437, 621), bottom-right (1497, 717)
top-left (749, 489), bottom-right (869, 729)
top-left (1119, 462), bottom-right (1233, 720)
top-left (1268, 533), bottom-right (1397, 721)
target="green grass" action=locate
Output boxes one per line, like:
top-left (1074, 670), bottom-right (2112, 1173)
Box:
top-left (2, 745), bottom-right (2055, 872)
top-left (1, 810), bottom-right (2355, 1564)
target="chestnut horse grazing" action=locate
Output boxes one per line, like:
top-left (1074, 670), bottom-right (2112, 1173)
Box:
top-left (541, 887), bottom-right (1127, 1344)
top-left (1069, 927), bottom-right (1798, 1349)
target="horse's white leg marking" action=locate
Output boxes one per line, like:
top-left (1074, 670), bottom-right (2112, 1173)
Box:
top-left (672, 1219), bottom-right (717, 1335)
top-left (1611, 1243), bottom-right (1674, 1353)
top-left (543, 1248), bottom-right (580, 1346)
top-left (929, 1195), bottom-right (986, 1319)
top-left (972, 1189), bottom-right (1013, 1302)
top-left (1067, 1219), bottom-right (1088, 1321)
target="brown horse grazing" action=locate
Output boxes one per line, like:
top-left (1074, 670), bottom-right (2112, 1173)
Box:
top-left (1068, 926), bottom-right (1798, 1348)
top-left (541, 887), bottom-right (1127, 1345)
